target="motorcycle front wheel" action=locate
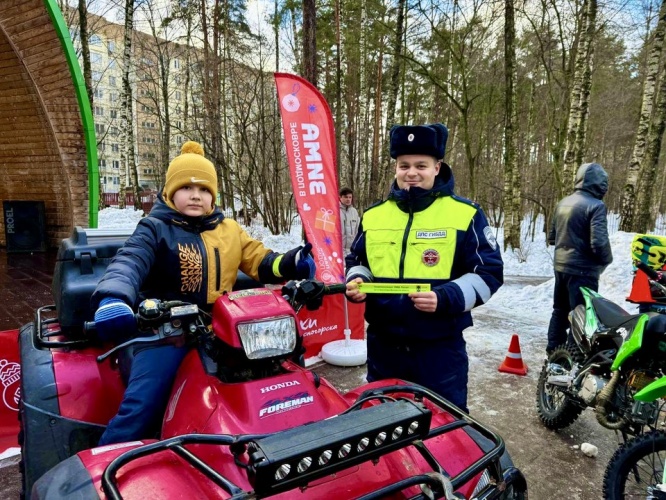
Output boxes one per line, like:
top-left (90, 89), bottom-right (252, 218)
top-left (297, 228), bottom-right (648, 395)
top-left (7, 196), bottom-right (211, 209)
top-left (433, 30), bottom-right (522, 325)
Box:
top-left (535, 344), bottom-right (584, 429)
top-left (603, 430), bottom-right (666, 499)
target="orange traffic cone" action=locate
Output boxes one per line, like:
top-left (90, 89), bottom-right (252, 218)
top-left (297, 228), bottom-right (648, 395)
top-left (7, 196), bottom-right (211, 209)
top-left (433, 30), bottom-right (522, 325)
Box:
top-left (498, 334), bottom-right (528, 376)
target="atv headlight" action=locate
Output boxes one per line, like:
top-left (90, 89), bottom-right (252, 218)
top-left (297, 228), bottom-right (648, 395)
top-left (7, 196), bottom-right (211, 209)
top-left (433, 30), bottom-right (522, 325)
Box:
top-left (238, 316), bottom-right (297, 359)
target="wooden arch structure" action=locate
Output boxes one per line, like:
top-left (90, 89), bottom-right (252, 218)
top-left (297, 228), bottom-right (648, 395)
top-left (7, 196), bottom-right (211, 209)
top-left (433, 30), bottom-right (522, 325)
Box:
top-left (0, 0), bottom-right (98, 248)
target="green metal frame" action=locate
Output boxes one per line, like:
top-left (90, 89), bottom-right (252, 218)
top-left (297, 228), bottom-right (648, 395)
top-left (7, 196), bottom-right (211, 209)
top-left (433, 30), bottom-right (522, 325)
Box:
top-left (43, 0), bottom-right (99, 227)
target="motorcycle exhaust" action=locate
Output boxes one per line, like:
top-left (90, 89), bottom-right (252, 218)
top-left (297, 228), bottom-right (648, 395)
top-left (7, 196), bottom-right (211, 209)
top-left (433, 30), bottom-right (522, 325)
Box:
top-left (546, 364), bottom-right (573, 387)
top-left (595, 370), bottom-right (628, 430)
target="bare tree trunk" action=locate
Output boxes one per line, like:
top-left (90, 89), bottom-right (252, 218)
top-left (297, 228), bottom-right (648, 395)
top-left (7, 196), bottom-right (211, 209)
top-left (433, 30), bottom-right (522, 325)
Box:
top-left (334, 0), bottom-right (342, 169)
top-left (275, 0), bottom-right (280, 72)
top-left (119, 0), bottom-right (136, 210)
top-left (562, 0), bottom-right (596, 187)
top-left (302, 0), bottom-right (317, 85)
top-left (369, 49), bottom-right (383, 203)
top-left (383, 0), bottom-right (406, 180)
top-left (575, 41), bottom-right (595, 167)
top-left (637, 62), bottom-right (666, 232)
top-left (503, 0), bottom-right (521, 251)
top-left (621, 0), bottom-right (666, 232)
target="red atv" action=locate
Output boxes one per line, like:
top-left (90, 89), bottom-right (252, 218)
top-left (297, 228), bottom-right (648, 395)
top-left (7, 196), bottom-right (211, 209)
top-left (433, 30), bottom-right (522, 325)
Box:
top-left (19, 228), bottom-right (527, 499)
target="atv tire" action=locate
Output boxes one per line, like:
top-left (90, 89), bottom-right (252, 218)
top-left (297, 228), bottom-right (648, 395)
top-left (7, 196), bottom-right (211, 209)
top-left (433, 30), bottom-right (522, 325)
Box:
top-left (603, 430), bottom-right (666, 499)
top-left (536, 343), bottom-right (584, 429)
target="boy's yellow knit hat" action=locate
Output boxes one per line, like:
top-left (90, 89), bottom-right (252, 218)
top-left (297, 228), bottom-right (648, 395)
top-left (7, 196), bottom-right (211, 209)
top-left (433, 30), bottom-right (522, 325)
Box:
top-left (163, 141), bottom-right (218, 210)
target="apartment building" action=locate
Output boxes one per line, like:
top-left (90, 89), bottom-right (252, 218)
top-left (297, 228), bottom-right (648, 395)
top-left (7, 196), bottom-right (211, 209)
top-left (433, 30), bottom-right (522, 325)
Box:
top-left (68, 11), bottom-right (193, 194)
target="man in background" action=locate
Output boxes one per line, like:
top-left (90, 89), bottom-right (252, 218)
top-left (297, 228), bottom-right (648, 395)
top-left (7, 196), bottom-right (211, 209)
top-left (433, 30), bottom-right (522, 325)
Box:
top-left (340, 187), bottom-right (360, 256)
top-left (547, 162), bottom-right (613, 354)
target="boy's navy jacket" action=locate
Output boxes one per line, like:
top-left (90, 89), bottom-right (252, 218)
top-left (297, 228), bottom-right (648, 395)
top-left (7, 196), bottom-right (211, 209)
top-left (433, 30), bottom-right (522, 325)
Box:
top-left (91, 195), bottom-right (283, 310)
top-left (345, 163), bottom-right (503, 342)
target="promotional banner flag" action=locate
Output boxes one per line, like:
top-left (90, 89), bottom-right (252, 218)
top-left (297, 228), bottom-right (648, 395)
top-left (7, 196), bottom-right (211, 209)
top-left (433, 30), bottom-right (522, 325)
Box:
top-left (275, 73), bottom-right (364, 363)
top-left (274, 73), bottom-right (344, 284)
top-left (0, 329), bottom-right (21, 456)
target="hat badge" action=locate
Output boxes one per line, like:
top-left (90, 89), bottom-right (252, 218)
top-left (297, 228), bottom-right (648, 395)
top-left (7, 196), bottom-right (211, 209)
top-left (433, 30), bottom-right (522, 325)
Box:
top-left (408, 133), bottom-right (415, 142)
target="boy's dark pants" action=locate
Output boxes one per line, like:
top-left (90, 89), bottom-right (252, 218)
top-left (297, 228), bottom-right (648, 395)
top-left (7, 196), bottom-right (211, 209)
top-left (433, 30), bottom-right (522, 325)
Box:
top-left (366, 332), bottom-right (469, 413)
top-left (546, 271), bottom-right (599, 352)
top-left (99, 344), bottom-right (188, 446)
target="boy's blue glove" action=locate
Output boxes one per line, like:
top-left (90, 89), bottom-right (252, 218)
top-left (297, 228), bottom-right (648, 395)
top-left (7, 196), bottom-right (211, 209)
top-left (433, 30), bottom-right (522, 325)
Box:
top-left (94, 297), bottom-right (136, 342)
top-left (279, 243), bottom-right (316, 280)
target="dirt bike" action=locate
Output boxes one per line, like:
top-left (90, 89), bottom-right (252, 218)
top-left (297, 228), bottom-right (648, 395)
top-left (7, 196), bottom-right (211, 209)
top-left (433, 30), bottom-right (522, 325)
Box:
top-left (535, 260), bottom-right (666, 440)
top-left (19, 227), bottom-right (528, 499)
top-left (601, 262), bottom-right (666, 500)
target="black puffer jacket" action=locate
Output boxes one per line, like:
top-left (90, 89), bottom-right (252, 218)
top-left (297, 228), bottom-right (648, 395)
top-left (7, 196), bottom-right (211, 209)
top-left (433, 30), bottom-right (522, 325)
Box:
top-left (548, 162), bottom-right (613, 278)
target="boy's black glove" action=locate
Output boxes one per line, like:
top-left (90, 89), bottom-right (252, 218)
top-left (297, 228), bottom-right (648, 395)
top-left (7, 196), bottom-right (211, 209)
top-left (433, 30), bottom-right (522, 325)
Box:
top-left (279, 243), bottom-right (316, 280)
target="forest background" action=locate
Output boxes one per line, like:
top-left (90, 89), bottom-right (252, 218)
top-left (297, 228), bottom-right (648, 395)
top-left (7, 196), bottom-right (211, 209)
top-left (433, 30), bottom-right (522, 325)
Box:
top-left (61, 0), bottom-right (666, 251)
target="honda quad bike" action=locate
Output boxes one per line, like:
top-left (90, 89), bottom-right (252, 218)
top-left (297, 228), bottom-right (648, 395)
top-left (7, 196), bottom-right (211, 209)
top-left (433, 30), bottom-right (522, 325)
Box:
top-left (536, 260), bottom-right (666, 440)
top-left (19, 227), bottom-right (527, 500)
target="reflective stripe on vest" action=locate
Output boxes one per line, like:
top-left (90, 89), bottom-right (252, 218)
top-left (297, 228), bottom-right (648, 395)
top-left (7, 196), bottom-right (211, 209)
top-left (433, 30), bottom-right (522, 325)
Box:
top-left (363, 197), bottom-right (476, 279)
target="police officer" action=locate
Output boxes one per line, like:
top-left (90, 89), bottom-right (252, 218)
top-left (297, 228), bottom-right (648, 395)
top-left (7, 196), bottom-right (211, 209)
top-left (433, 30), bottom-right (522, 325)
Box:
top-left (345, 123), bottom-right (503, 412)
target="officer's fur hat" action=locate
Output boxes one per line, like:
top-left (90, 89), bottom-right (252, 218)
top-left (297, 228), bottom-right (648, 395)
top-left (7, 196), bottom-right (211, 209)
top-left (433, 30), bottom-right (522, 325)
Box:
top-left (390, 123), bottom-right (448, 160)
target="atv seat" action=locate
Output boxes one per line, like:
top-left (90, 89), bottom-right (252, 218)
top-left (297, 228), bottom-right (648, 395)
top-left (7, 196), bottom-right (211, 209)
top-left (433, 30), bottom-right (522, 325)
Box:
top-left (591, 296), bottom-right (635, 328)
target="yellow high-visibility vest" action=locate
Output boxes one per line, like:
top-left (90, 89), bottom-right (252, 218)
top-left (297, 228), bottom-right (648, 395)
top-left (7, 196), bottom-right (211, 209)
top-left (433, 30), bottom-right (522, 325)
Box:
top-left (362, 197), bottom-right (476, 279)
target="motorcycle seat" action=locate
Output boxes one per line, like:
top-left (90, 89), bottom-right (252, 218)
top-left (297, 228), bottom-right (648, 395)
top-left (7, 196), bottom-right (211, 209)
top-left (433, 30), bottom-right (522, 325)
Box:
top-left (591, 297), bottom-right (635, 328)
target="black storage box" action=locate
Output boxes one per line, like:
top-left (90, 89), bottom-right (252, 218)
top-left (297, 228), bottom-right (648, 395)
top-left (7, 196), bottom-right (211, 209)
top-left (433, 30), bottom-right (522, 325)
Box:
top-left (52, 227), bottom-right (132, 336)
top-left (51, 226), bottom-right (263, 336)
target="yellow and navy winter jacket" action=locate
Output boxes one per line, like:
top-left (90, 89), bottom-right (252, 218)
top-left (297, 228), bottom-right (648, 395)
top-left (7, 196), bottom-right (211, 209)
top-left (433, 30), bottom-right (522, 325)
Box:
top-left (345, 164), bottom-right (503, 341)
top-left (91, 195), bottom-right (285, 310)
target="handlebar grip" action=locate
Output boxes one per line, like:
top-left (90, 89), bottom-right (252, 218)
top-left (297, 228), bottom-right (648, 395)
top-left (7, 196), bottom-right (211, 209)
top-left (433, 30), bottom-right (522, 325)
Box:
top-left (324, 283), bottom-right (348, 295)
top-left (84, 321), bottom-right (96, 333)
top-left (636, 260), bottom-right (661, 280)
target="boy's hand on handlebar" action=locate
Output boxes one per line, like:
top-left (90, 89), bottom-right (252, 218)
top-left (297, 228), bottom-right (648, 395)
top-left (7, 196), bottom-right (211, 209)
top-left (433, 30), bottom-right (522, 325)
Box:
top-left (94, 298), bottom-right (136, 341)
top-left (346, 278), bottom-right (367, 303)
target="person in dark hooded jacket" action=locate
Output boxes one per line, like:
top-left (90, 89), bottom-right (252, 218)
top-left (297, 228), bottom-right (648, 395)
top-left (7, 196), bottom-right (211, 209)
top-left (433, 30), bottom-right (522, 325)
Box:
top-left (546, 162), bottom-right (613, 353)
top-left (91, 141), bottom-right (315, 445)
top-left (344, 124), bottom-right (503, 412)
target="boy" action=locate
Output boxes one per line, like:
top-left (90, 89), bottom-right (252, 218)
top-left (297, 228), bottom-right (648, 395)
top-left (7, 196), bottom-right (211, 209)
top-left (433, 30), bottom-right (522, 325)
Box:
top-left (92, 141), bottom-right (315, 445)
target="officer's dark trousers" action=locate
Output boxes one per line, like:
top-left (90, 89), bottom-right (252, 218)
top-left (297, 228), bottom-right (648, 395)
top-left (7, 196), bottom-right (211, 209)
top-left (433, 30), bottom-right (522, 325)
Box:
top-left (546, 271), bottom-right (599, 352)
top-left (98, 344), bottom-right (189, 446)
top-left (366, 332), bottom-right (469, 413)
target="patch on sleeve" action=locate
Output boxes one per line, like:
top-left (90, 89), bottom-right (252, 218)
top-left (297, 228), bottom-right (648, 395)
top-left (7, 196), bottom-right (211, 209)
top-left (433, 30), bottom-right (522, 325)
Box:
top-left (483, 226), bottom-right (498, 251)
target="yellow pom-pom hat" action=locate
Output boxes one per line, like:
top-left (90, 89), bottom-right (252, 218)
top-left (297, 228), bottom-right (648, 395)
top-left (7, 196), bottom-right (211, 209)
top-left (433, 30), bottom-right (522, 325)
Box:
top-left (163, 141), bottom-right (218, 211)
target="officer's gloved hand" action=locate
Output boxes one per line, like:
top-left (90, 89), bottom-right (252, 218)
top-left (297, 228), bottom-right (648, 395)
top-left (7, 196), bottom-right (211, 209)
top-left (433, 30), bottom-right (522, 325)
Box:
top-left (280, 243), bottom-right (316, 280)
top-left (94, 298), bottom-right (136, 342)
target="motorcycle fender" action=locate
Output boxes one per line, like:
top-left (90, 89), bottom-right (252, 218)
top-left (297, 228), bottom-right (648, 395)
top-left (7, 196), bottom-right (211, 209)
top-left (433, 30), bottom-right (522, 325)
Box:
top-left (570, 304), bottom-right (591, 353)
top-left (634, 376), bottom-right (666, 402)
top-left (611, 314), bottom-right (649, 371)
top-left (582, 287), bottom-right (603, 340)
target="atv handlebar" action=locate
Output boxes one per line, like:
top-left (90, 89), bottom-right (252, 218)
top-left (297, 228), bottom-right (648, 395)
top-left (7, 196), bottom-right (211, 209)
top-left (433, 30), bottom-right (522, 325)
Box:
top-left (280, 280), bottom-right (347, 312)
top-left (87, 281), bottom-right (345, 361)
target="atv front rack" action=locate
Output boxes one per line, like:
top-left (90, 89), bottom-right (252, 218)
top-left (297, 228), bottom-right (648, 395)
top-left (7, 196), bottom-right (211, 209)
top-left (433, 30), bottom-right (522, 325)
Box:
top-left (101, 384), bottom-right (527, 500)
top-left (34, 304), bottom-right (93, 349)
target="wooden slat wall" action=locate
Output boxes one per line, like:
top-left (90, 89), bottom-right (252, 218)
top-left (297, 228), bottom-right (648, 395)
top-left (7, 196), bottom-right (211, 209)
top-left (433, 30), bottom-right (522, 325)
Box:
top-left (0, 1), bottom-right (88, 248)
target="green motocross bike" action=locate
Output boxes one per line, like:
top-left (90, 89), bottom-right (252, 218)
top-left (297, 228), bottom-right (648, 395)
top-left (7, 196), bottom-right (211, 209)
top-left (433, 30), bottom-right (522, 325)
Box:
top-left (536, 261), bottom-right (666, 444)
top-left (600, 263), bottom-right (666, 499)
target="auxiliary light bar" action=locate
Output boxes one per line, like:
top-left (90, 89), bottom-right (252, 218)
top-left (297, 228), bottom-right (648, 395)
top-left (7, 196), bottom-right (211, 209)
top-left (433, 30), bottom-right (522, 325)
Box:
top-left (247, 399), bottom-right (432, 496)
